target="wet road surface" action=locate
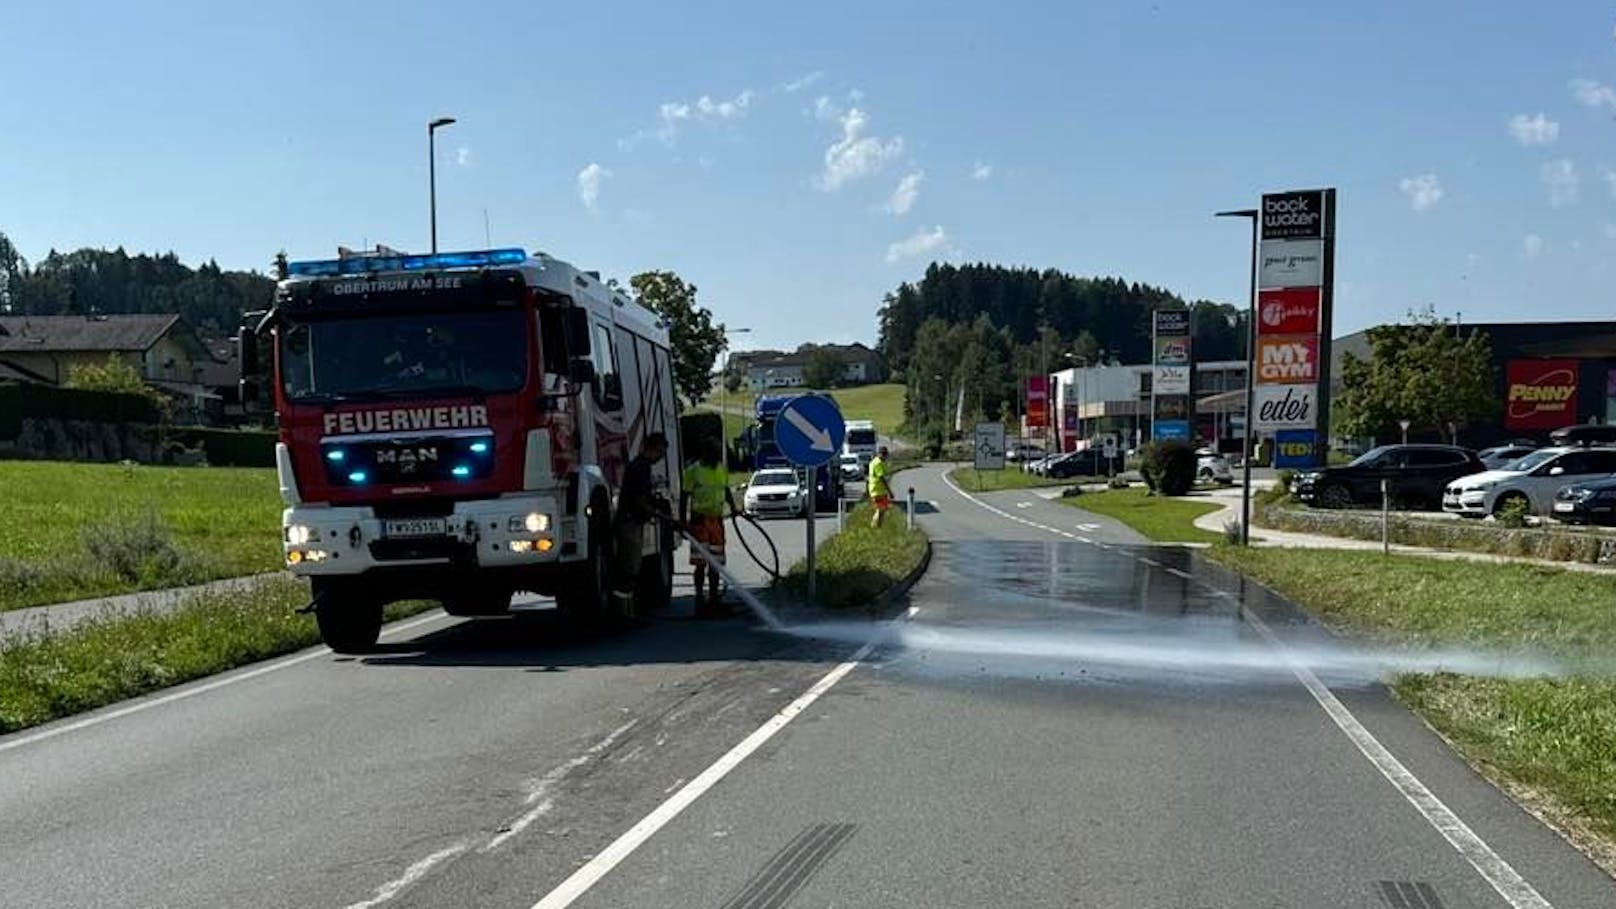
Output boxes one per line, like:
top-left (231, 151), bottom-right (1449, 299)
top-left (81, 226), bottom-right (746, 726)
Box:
top-left (1, 467), bottom-right (1610, 907)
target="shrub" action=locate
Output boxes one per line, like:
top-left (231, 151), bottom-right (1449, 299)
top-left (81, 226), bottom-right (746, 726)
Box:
top-left (80, 509), bottom-right (197, 585)
top-left (1107, 476), bottom-right (1129, 490)
top-left (1147, 439), bottom-right (1197, 496)
top-left (1222, 519), bottom-right (1242, 544)
top-left (1495, 498), bottom-right (1529, 529)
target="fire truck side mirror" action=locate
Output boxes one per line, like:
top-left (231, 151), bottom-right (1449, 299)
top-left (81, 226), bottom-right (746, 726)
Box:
top-left (562, 308), bottom-right (593, 357)
top-left (568, 357), bottom-right (596, 386)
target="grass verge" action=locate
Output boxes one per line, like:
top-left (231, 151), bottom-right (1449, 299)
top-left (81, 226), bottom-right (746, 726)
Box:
top-left (1061, 487), bottom-right (1224, 543)
top-left (1258, 501), bottom-right (1616, 567)
top-left (774, 503), bottom-right (927, 610)
top-left (0, 577), bottom-right (434, 735)
top-left (0, 460), bottom-right (282, 612)
top-left (1206, 545), bottom-right (1616, 855)
top-left (947, 466), bottom-right (1070, 492)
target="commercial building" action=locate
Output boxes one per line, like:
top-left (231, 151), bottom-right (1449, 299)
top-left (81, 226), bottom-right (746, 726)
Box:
top-left (1049, 360), bottom-right (1247, 452)
top-left (1330, 320), bottom-right (1616, 446)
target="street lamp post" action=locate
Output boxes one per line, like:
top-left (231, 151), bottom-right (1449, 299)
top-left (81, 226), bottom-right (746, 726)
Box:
top-left (1216, 208), bottom-right (1260, 545)
top-left (718, 327), bottom-right (752, 446)
top-left (428, 117), bottom-right (457, 253)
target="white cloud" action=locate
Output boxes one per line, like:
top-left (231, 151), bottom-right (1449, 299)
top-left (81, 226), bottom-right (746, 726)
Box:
top-left (621, 88), bottom-right (756, 148)
top-left (1398, 173), bottom-right (1444, 211)
top-left (811, 95), bottom-right (841, 121)
top-left (971, 161), bottom-right (993, 180)
top-left (817, 107), bottom-right (903, 191)
top-left (782, 71), bottom-right (823, 93)
top-left (1524, 233), bottom-right (1544, 260)
top-left (1540, 158), bottom-right (1579, 207)
top-left (576, 163), bottom-right (611, 210)
top-left (1571, 77), bottom-right (1616, 110)
top-left (1507, 113), bottom-right (1559, 146)
top-left (454, 145), bottom-right (472, 167)
top-left (885, 225), bottom-right (949, 263)
top-left (886, 171), bottom-right (923, 215)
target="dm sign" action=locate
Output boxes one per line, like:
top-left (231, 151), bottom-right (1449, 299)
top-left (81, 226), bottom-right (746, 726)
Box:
top-left (1505, 359), bottom-right (1578, 430)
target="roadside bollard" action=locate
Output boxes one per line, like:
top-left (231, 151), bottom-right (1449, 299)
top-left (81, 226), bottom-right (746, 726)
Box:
top-left (906, 487), bottom-right (916, 530)
top-left (837, 496), bottom-right (846, 532)
top-left (1381, 478), bottom-right (1390, 555)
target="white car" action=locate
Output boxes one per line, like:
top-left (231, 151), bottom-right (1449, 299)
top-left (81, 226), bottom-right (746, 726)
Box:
top-left (837, 453), bottom-right (863, 482)
top-left (743, 468), bottom-right (807, 518)
top-left (1196, 449), bottom-right (1234, 485)
top-left (1442, 446), bottom-right (1616, 518)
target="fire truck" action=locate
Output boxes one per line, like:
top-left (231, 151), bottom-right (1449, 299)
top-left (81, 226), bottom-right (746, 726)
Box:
top-left (238, 247), bottom-right (681, 652)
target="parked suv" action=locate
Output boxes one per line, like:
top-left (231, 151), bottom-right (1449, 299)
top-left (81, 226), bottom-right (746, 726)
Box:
top-left (1549, 424), bottom-right (1616, 447)
top-left (1443, 446), bottom-right (1616, 518)
top-left (1291, 444), bottom-right (1482, 509)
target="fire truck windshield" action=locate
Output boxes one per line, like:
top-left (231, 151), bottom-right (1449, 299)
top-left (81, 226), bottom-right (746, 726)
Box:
top-left (279, 309), bottom-right (527, 402)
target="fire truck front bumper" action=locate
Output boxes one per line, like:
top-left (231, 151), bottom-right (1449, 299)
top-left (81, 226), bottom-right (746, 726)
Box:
top-left (281, 495), bottom-right (565, 576)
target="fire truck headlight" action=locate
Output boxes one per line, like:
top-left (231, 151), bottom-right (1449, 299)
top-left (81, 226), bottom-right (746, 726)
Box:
top-left (509, 513), bottom-right (550, 533)
top-left (285, 524), bottom-right (314, 546)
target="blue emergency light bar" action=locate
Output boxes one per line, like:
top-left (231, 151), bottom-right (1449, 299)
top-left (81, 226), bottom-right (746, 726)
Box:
top-left (287, 248), bottom-right (528, 278)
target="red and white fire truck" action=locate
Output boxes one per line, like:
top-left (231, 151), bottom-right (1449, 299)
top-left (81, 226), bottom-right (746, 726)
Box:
top-left (239, 247), bottom-right (681, 652)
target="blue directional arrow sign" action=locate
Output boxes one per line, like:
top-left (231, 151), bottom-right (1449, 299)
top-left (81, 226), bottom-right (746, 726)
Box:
top-left (774, 394), bottom-right (846, 468)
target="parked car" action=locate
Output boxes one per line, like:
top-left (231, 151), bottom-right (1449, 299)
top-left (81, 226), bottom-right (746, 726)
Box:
top-left (1026, 453), bottom-right (1060, 476)
top-left (743, 468), bottom-right (806, 518)
top-left (1476, 444), bottom-right (1538, 471)
top-left (837, 453), bottom-right (864, 482)
top-left (1550, 475), bottom-right (1616, 525)
top-left (1443, 446), bottom-right (1616, 518)
top-left (1006, 443), bottom-right (1045, 463)
top-left (1195, 449), bottom-right (1233, 485)
top-left (1549, 424), bottom-right (1616, 447)
top-left (1045, 449), bottom-right (1119, 479)
top-left (1291, 444), bottom-right (1482, 509)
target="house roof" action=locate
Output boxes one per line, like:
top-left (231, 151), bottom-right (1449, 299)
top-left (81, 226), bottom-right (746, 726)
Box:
top-left (0, 314), bottom-right (182, 354)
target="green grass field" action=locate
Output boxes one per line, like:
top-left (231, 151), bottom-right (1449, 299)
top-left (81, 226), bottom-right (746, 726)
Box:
top-left (0, 577), bottom-right (434, 734)
top-left (1060, 487), bottom-right (1223, 543)
top-left (775, 502), bottom-right (927, 610)
top-left (0, 461), bottom-right (283, 611)
top-left (947, 467), bottom-right (1069, 492)
top-left (827, 383), bottom-right (906, 434)
top-left (1209, 546), bottom-right (1616, 847)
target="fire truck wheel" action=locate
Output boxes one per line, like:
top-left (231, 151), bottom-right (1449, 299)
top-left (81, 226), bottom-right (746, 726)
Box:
top-left (312, 578), bottom-right (383, 654)
top-left (558, 502), bottom-right (611, 626)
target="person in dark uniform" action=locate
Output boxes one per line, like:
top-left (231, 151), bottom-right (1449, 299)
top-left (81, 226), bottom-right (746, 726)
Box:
top-left (612, 432), bottom-right (668, 621)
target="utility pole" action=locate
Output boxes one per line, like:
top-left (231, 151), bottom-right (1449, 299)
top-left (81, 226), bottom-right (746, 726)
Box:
top-left (428, 117), bottom-right (457, 253)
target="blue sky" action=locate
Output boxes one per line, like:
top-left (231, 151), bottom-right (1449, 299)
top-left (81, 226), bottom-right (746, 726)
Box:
top-left (4, 1), bottom-right (1615, 351)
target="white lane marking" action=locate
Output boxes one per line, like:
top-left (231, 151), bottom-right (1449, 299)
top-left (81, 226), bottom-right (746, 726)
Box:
top-left (528, 609), bottom-right (921, 909)
top-left (483, 719), bottom-right (639, 853)
top-left (0, 611), bottom-right (451, 755)
top-left (945, 467), bottom-right (1554, 906)
top-left (344, 842), bottom-right (470, 909)
top-left (1138, 557), bottom-right (1162, 568)
top-left (1165, 567), bottom-right (1193, 580)
top-left (1242, 610), bottom-right (1553, 909)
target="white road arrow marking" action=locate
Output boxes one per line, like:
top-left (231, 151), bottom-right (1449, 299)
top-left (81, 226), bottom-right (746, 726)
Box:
top-left (783, 407), bottom-right (834, 452)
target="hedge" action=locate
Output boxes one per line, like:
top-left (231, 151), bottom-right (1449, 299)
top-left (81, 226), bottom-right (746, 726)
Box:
top-left (0, 381), bottom-right (162, 440)
top-left (1259, 502), bottom-right (1616, 566)
top-left (169, 427), bottom-right (278, 467)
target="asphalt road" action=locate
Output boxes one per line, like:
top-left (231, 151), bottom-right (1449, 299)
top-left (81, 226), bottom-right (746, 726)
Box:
top-left (2, 467), bottom-right (1611, 908)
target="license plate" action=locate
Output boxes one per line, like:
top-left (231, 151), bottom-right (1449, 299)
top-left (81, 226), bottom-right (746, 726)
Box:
top-left (384, 518), bottom-right (448, 537)
top-left (1553, 501), bottom-right (1575, 513)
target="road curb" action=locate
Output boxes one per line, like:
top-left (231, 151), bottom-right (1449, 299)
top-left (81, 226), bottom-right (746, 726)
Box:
top-left (871, 538), bottom-right (933, 614)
